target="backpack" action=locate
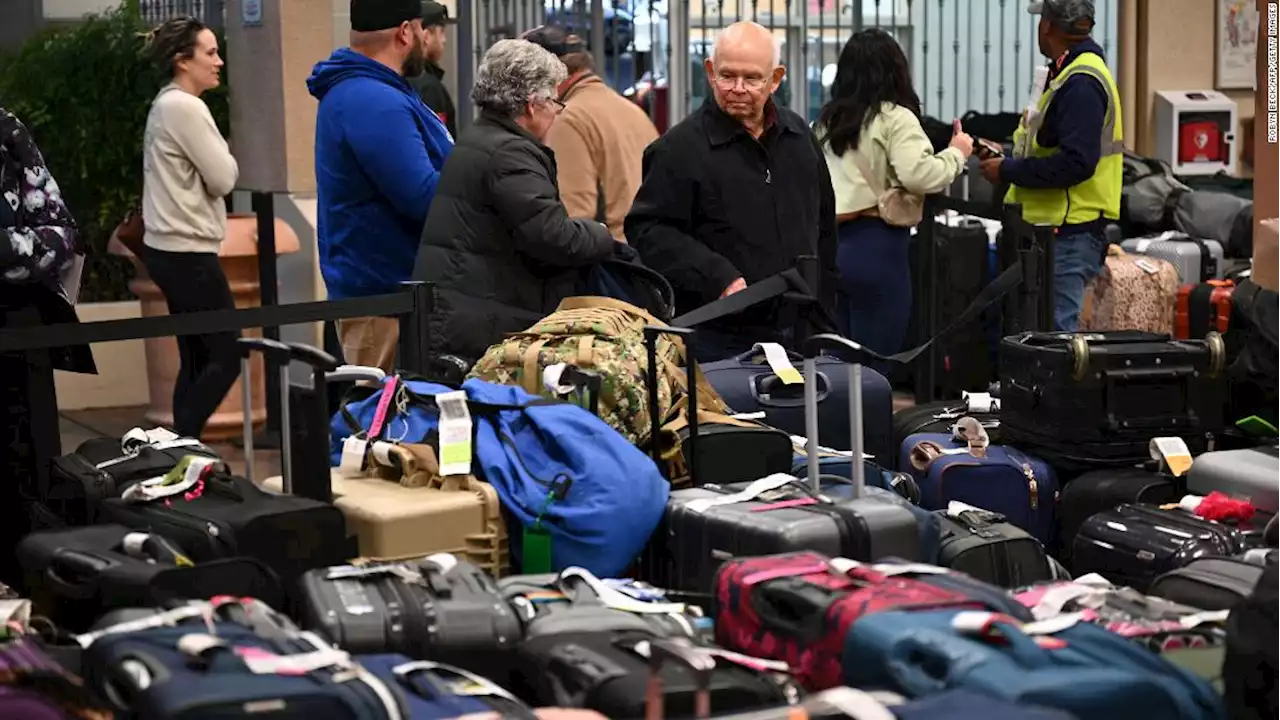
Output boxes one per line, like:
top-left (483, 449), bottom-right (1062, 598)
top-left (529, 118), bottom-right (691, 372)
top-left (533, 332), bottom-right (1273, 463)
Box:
top-left (330, 377), bottom-right (669, 578)
top-left (465, 296), bottom-right (755, 482)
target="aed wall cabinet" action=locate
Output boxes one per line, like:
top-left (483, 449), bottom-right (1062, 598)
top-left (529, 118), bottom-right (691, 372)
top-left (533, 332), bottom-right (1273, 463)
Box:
top-left (1154, 90), bottom-right (1240, 177)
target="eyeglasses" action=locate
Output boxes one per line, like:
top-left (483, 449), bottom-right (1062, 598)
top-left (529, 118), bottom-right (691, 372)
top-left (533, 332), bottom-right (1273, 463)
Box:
top-left (714, 74), bottom-right (769, 91)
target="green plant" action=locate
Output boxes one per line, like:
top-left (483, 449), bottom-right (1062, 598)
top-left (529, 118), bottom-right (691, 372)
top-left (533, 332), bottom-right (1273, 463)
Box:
top-left (0, 6), bottom-right (230, 302)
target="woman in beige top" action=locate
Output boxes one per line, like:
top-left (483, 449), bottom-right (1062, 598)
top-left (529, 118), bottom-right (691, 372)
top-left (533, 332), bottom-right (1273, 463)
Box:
top-left (814, 29), bottom-right (972, 366)
top-left (141, 16), bottom-right (240, 439)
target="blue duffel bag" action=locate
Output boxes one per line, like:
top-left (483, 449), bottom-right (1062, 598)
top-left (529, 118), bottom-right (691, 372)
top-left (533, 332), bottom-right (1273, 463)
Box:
top-left (842, 609), bottom-right (1227, 720)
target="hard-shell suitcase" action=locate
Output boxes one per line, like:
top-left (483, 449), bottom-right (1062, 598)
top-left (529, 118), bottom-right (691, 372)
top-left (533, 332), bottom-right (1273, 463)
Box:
top-left (935, 507), bottom-right (1053, 588)
top-left (297, 556), bottom-right (522, 675)
top-left (1148, 555), bottom-right (1273, 612)
top-left (999, 330), bottom-right (1228, 469)
top-left (1081, 245), bottom-right (1179, 335)
top-left (1186, 445), bottom-right (1279, 514)
top-left (1177, 279), bottom-right (1236, 339)
top-left (264, 447), bottom-right (510, 575)
top-left (898, 433), bottom-right (1058, 545)
top-left (1072, 503), bottom-right (1249, 591)
top-left (701, 347), bottom-right (894, 466)
top-left (1057, 467), bottom-right (1185, 562)
top-left (890, 401), bottom-right (1001, 466)
top-left (1121, 234), bottom-right (1225, 284)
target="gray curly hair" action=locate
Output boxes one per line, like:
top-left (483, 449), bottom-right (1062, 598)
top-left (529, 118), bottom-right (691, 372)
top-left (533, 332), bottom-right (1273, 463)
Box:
top-left (471, 39), bottom-right (568, 117)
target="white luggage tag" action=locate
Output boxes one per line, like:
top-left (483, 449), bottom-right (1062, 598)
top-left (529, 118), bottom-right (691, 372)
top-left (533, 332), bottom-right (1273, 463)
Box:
top-left (629, 639), bottom-right (791, 674)
top-left (827, 557), bottom-right (949, 579)
top-left (682, 473), bottom-right (797, 514)
top-left (789, 436), bottom-right (874, 460)
top-left (556, 566), bottom-right (688, 615)
top-left (1150, 436), bottom-right (1193, 477)
top-left (75, 603), bottom-right (210, 647)
top-left (436, 390), bottom-right (473, 477)
top-left (754, 342), bottom-right (803, 385)
top-left (120, 456), bottom-right (223, 503)
top-left (961, 391), bottom-right (1000, 413)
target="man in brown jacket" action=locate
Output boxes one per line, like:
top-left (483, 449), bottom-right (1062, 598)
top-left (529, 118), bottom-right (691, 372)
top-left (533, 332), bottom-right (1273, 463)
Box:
top-left (522, 25), bottom-right (658, 242)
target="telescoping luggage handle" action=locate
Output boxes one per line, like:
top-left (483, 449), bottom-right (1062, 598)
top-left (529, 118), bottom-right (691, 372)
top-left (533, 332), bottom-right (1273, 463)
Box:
top-left (236, 338), bottom-right (341, 502)
top-left (802, 334), bottom-right (872, 497)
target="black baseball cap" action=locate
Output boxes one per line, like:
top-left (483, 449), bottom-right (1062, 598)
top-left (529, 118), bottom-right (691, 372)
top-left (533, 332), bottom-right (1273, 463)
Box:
top-left (421, 1), bottom-right (449, 27)
top-left (520, 24), bottom-right (587, 56)
top-left (350, 0), bottom-right (437, 31)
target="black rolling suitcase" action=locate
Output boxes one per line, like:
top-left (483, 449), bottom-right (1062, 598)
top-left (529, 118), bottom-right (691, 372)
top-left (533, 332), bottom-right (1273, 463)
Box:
top-left (637, 333), bottom-right (932, 593)
top-left (935, 507), bottom-right (1053, 589)
top-left (16, 524), bottom-right (281, 632)
top-left (96, 339), bottom-right (354, 598)
top-left (999, 331), bottom-right (1228, 469)
top-left (1072, 503), bottom-right (1250, 591)
top-left (297, 555), bottom-right (522, 675)
top-left (1057, 466), bottom-right (1185, 562)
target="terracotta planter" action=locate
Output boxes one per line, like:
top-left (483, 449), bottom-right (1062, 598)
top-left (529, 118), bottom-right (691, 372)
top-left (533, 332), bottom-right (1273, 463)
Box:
top-left (109, 214), bottom-right (301, 441)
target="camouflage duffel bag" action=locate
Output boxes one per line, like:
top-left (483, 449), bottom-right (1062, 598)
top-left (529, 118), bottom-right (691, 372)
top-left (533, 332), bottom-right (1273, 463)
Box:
top-left (466, 295), bottom-right (736, 454)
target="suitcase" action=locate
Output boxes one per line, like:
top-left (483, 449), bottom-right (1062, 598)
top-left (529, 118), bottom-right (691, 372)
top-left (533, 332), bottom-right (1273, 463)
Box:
top-left (1148, 555), bottom-right (1274, 612)
top-left (999, 330), bottom-right (1228, 469)
top-left (701, 347), bottom-right (894, 465)
top-left (1222, 560), bottom-right (1278, 720)
top-left (81, 618), bottom-right (403, 719)
top-left (96, 469), bottom-right (352, 599)
top-left (1072, 503), bottom-right (1249, 591)
top-left (841, 608), bottom-right (1228, 720)
top-left (297, 556), bottom-right (522, 677)
top-left (1186, 445), bottom-right (1279, 514)
top-left (355, 654), bottom-right (538, 720)
top-left (40, 432), bottom-right (220, 527)
top-left (1177, 279), bottom-right (1236, 339)
top-left (890, 401), bottom-right (1002, 463)
top-left (265, 444), bottom-right (510, 575)
top-left (1121, 234), bottom-right (1225, 284)
top-left (638, 335), bottom-right (930, 593)
top-left (787, 455), bottom-right (921, 504)
top-left (1057, 467), bottom-right (1185, 563)
top-left (711, 551), bottom-right (1015, 691)
top-left (898, 433), bottom-right (1058, 545)
top-left (935, 507), bottom-right (1053, 588)
top-left (1081, 245), bottom-right (1179, 335)
top-left (16, 524), bottom-right (282, 632)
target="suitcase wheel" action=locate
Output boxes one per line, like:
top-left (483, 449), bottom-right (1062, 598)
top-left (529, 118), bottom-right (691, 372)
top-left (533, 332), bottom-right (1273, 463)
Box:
top-left (1068, 335), bottom-right (1090, 381)
top-left (1205, 330), bottom-right (1226, 378)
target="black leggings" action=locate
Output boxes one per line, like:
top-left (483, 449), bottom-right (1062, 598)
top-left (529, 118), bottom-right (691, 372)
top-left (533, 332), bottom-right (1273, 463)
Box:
top-left (144, 247), bottom-right (241, 438)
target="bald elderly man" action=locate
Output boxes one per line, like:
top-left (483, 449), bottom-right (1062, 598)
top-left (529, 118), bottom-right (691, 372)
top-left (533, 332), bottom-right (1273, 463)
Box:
top-left (625, 21), bottom-right (837, 361)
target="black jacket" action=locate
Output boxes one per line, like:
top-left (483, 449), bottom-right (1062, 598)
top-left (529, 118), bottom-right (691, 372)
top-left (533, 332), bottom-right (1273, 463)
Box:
top-left (624, 99), bottom-right (837, 327)
top-left (413, 111), bottom-right (616, 362)
top-left (410, 62), bottom-right (458, 139)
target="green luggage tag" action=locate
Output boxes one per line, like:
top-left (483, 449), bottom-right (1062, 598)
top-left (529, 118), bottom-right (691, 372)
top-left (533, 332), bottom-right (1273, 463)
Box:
top-left (1235, 415), bottom-right (1279, 438)
top-left (522, 477), bottom-right (572, 574)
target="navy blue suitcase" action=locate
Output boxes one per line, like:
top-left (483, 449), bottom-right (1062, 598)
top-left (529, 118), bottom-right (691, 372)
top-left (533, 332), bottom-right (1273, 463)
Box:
top-left (357, 654), bottom-right (537, 719)
top-left (701, 349), bottom-right (894, 466)
top-left (898, 432), bottom-right (1058, 546)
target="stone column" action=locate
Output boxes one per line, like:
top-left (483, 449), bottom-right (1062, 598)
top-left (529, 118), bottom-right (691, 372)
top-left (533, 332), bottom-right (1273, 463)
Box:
top-left (223, 0), bottom-right (344, 361)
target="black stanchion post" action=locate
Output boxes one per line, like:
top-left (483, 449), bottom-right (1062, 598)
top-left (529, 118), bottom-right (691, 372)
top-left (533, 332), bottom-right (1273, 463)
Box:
top-left (1037, 227), bottom-right (1056, 331)
top-left (251, 191), bottom-right (283, 449)
top-left (915, 195), bottom-right (940, 404)
top-left (396, 281), bottom-right (434, 376)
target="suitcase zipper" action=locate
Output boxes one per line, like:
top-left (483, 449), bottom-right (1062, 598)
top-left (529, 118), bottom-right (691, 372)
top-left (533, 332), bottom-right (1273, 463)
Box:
top-left (126, 503), bottom-right (235, 557)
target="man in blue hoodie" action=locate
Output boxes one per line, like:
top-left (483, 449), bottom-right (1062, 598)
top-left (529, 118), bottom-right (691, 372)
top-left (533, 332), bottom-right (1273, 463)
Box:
top-left (308, 0), bottom-right (454, 372)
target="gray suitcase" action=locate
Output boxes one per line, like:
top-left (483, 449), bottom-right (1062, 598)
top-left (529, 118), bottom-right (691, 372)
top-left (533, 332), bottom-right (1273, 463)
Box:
top-left (1121, 234), bottom-right (1224, 284)
top-left (1187, 445), bottom-right (1279, 514)
top-left (1148, 554), bottom-right (1275, 611)
top-left (637, 334), bottom-right (926, 593)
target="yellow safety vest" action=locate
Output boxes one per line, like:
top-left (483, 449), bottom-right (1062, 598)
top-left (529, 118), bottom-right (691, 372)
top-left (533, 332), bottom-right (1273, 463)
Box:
top-left (1006, 52), bottom-right (1124, 227)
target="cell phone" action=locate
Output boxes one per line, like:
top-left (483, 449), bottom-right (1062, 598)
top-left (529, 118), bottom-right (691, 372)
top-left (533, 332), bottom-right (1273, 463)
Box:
top-left (975, 138), bottom-right (1005, 160)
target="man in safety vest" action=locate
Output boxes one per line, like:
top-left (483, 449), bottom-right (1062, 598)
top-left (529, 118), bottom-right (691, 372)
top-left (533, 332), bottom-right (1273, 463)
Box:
top-left (979, 0), bottom-right (1122, 331)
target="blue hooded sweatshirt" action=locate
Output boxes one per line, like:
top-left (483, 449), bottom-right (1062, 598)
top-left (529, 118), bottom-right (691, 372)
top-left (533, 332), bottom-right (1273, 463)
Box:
top-left (307, 48), bottom-right (454, 300)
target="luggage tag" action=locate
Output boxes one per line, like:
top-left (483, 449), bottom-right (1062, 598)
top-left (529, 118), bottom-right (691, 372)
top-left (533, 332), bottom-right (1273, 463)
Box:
top-left (523, 476), bottom-right (572, 574)
top-left (120, 455), bottom-right (223, 504)
top-left (1150, 436), bottom-right (1193, 477)
top-left (340, 377), bottom-right (400, 478)
top-left (1134, 257), bottom-right (1161, 275)
top-left (436, 390), bottom-right (473, 477)
top-left (754, 342), bottom-right (803, 385)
